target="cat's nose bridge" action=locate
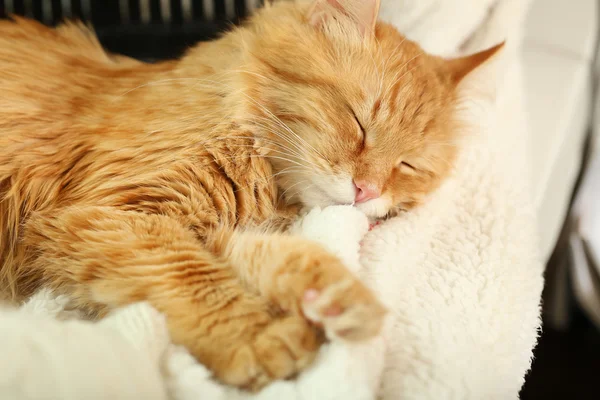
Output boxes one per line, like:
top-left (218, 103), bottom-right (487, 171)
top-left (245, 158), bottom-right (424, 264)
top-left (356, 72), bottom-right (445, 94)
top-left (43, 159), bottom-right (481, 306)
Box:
top-left (354, 162), bottom-right (387, 190)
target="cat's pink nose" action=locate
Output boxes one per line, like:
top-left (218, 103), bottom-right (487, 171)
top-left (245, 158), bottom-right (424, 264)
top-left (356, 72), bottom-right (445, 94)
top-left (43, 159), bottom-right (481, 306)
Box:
top-left (354, 180), bottom-right (381, 203)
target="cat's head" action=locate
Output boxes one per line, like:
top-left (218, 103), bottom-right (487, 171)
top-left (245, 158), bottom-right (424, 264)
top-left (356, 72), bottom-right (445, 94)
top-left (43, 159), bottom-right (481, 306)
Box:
top-left (238, 0), bottom-right (503, 218)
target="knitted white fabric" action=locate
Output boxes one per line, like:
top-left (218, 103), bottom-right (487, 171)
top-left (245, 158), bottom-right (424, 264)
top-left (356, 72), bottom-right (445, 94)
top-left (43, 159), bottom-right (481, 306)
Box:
top-left (1, 295), bottom-right (169, 400)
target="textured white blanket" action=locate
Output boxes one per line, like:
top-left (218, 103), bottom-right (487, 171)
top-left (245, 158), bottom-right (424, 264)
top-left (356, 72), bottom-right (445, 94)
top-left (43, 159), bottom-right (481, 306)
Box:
top-left (0, 1), bottom-right (543, 399)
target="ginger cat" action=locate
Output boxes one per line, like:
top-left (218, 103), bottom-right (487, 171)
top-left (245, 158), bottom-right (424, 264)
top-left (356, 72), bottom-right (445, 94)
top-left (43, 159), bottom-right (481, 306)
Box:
top-left (0, 0), bottom-right (501, 390)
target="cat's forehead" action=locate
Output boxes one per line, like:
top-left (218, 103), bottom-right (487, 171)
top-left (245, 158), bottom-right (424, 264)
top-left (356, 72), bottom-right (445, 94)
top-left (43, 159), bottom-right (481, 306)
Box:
top-left (250, 15), bottom-right (454, 135)
top-left (335, 33), bottom-right (446, 103)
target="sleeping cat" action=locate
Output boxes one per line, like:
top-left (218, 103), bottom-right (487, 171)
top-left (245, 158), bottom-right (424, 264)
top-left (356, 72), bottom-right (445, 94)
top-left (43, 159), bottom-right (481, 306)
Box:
top-left (0, 0), bottom-right (501, 391)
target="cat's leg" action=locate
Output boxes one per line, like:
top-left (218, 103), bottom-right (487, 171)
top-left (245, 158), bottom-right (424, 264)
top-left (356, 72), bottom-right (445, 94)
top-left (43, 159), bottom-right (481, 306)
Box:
top-left (205, 228), bottom-right (387, 341)
top-left (22, 206), bottom-right (320, 390)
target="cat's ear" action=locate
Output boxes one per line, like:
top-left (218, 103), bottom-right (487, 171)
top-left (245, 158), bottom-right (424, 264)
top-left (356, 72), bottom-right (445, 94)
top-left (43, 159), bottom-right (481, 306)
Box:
top-left (307, 0), bottom-right (381, 37)
top-left (447, 42), bottom-right (505, 85)
top-left (446, 42), bottom-right (506, 102)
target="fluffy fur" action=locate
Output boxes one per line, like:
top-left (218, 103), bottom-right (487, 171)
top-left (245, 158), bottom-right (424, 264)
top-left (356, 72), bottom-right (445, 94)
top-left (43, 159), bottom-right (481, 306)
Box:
top-left (0, 0), bottom-right (500, 389)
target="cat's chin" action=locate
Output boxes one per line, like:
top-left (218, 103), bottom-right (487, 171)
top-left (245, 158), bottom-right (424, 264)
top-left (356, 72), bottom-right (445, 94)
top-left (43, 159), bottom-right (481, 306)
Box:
top-left (353, 197), bottom-right (393, 219)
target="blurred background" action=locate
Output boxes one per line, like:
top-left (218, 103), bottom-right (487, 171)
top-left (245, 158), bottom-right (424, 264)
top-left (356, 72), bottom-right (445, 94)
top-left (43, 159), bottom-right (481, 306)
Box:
top-left (0, 1), bottom-right (599, 399)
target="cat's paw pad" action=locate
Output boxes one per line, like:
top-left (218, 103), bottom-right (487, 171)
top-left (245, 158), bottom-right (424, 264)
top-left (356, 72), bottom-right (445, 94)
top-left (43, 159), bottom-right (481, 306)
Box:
top-left (301, 280), bottom-right (386, 341)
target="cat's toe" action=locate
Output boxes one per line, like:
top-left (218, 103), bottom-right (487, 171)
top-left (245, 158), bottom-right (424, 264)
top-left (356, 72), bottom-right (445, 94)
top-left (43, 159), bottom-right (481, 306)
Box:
top-left (217, 316), bottom-right (321, 391)
top-left (253, 315), bottom-right (321, 383)
top-left (218, 343), bottom-right (266, 389)
top-left (301, 279), bottom-right (386, 341)
top-left (203, 313), bottom-right (321, 391)
top-left (223, 316), bottom-right (321, 391)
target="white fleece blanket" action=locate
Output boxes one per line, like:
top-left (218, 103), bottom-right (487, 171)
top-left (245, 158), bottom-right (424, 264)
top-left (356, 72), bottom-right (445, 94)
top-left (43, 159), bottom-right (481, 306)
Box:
top-left (0, 1), bottom-right (543, 399)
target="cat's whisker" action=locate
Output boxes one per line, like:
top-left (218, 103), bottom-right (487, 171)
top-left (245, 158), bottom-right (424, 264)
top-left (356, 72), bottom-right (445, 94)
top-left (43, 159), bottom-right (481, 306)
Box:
top-left (195, 135), bottom-right (305, 160)
top-left (247, 133), bottom-right (324, 171)
top-left (278, 179), bottom-right (311, 204)
top-left (188, 75), bottom-right (240, 94)
top-left (382, 39), bottom-right (407, 72)
top-left (146, 76), bottom-right (329, 167)
top-left (250, 110), bottom-right (312, 150)
top-left (246, 105), bottom-right (331, 164)
top-left (263, 154), bottom-right (316, 170)
top-left (234, 118), bottom-right (311, 160)
top-left (386, 64), bottom-right (421, 96)
top-left (295, 181), bottom-right (318, 204)
top-left (227, 167), bottom-right (303, 194)
top-left (216, 151), bottom-right (315, 172)
top-left (181, 80), bottom-right (320, 160)
top-left (265, 117), bottom-right (332, 168)
top-left (243, 115), bottom-right (310, 157)
top-left (194, 135), bottom-right (321, 174)
top-left (366, 47), bottom-right (383, 99)
top-left (232, 167), bottom-right (305, 194)
top-left (268, 149), bottom-right (322, 171)
top-left (242, 119), bottom-right (329, 171)
top-left (385, 53), bottom-right (422, 94)
top-left (218, 149), bottom-right (317, 171)
top-left (398, 53), bottom-right (422, 72)
top-left (380, 40), bottom-right (407, 94)
top-left (199, 134), bottom-right (320, 171)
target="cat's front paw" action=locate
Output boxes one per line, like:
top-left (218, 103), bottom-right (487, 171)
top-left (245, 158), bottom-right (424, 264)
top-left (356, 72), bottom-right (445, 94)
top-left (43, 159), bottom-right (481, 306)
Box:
top-left (299, 263), bottom-right (387, 341)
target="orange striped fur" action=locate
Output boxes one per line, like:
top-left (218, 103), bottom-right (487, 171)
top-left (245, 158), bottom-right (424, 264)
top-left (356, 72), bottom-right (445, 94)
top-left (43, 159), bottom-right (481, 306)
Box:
top-left (0, 0), bottom-right (501, 390)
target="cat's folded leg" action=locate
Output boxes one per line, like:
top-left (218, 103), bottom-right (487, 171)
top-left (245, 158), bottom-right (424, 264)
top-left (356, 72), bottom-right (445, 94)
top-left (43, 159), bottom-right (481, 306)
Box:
top-left (205, 227), bottom-right (387, 341)
top-left (22, 206), bottom-right (320, 391)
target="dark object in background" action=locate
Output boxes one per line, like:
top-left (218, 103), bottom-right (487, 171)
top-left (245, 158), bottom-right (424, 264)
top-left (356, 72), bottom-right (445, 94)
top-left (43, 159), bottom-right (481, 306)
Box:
top-left (0, 0), bottom-right (261, 60)
top-left (520, 308), bottom-right (600, 400)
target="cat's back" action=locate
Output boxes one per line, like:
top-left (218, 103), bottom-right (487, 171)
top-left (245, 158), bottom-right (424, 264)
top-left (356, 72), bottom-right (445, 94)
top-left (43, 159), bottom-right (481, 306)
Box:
top-left (0, 18), bottom-right (177, 177)
top-left (0, 18), bottom-right (192, 217)
top-left (0, 18), bottom-right (137, 126)
top-left (0, 17), bottom-right (277, 242)
top-left (0, 19), bottom-right (128, 196)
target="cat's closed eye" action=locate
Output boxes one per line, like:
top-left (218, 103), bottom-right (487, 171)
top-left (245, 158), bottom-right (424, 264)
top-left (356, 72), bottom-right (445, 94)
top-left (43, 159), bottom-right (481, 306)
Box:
top-left (398, 161), bottom-right (418, 175)
top-left (350, 108), bottom-right (366, 143)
